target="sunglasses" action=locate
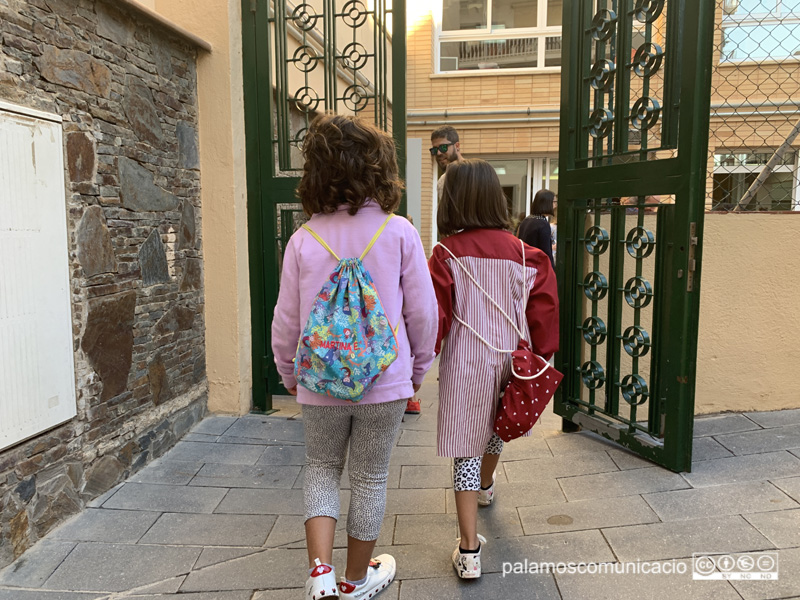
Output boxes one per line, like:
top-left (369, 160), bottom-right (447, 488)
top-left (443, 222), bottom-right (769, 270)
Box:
top-left (429, 143), bottom-right (454, 156)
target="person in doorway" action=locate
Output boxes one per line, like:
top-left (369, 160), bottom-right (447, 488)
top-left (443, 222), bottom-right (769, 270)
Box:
top-left (428, 159), bottom-right (559, 580)
top-left (517, 189), bottom-right (556, 269)
top-left (430, 125), bottom-right (464, 200)
top-left (272, 114), bottom-right (438, 600)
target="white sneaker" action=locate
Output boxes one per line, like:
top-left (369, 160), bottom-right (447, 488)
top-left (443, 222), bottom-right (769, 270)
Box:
top-left (338, 554), bottom-right (396, 599)
top-left (452, 534), bottom-right (487, 579)
top-left (306, 558), bottom-right (339, 600)
top-left (477, 473), bottom-right (496, 506)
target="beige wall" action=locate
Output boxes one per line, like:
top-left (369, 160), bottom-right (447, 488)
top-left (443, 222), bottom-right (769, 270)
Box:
top-left (153, 0), bottom-right (252, 414)
top-left (695, 214), bottom-right (800, 414)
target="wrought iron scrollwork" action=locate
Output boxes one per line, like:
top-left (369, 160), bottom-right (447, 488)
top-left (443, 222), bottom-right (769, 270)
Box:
top-left (342, 84), bottom-right (369, 111)
top-left (341, 0), bottom-right (369, 28)
top-left (589, 59), bottom-right (616, 91)
top-left (625, 226), bottom-right (656, 258)
top-left (581, 361), bottom-right (606, 390)
top-left (630, 97), bottom-right (661, 131)
top-left (292, 45), bottom-right (319, 73)
top-left (585, 226), bottom-right (610, 255)
top-left (620, 374), bottom-right (649, 405)
top-left (589, 9), bottom-right (617, 42)
top-left (583, 271), bottom-right (609, 301)
top-left (582, 317), bottom-right (608, 345)
top-left (293, 87), bottom-right (320, 114)
top-left (589, 109), bottom-right (614, 139)
top-left (633, 0), bottom-right (665, 24)
top-left (632, 43), bottom-right (664, 78)
top-left (624, 276), bottom-right (653, 309)
top-left (291, 3), bottom-right (319, 31)
top-left (342, 42), bottom-right (369, 70)
top-left (622, 326), bottom-right (651, 357)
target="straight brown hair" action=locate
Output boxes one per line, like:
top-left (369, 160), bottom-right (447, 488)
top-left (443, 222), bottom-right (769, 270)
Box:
top-left (297, 113), bottom-right (403, 216)
top-left (437, 159), bottom-right (511, 237)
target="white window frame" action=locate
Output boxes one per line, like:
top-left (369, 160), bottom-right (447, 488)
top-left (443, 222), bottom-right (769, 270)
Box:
top-left (720, 0), bottom-right (800, 63)
top-left (712, 150), bottom-right (800, 211)
top-left (434, 0), bottom-right (562, 74)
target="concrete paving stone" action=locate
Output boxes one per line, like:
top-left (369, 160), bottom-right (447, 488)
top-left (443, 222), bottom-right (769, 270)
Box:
top-left (745, 408), bottom-right (800, 429)
top-left (190, 463), bottom-right (301, 489)
top-left (252, 590), bottom-right (314, 600)
top-left (128, 458), bottom-right (204, 485)
top-left (164, 441), bottom-right (266, 465)
top-left (693, 436), bottom-right (735, 462)
top-left (602, 515), bottom-right (775, 562)
top-left (181, 433), bottom-right (220, 442)
top-left (273, 515), bottom-right (394, 549)
top-left (398, 572), bottom-right (561, 600)
top-left (256, 445), bottom-right (307, 466)
top-left (44, 543), bottom-right (201, 592)
top-left (0, 592), bottom-right (106, 600)
top-left (388, 446), bottom-right (451, 466)
top-left (503, 451), bottom-right (619, 482)
top-left (125, 593), bottom-right (252, 600)
top-left (191, 415), bottom-right (239, 436)
top-left (518, 495), bottom-right (659, 535)
top-left (102, 483), bottom-right (227, 513)
top-left (221, 417), bottom-right (306, 443)
top-left (180, 548), bottom-right (327, 591)
top-left (384, 488), bottom-right (446, 515)
top-left (558, 466), bottom-right (689, 501)
top-left (0, 540), bottom-right (76, 588)
top-left (545, 431), bottom-right (623, 456)
top-left (715, 424), bottom-right (800, 456)
top-left (446, 479), bottom-right (566, 513)
top-left (371, 540), bottom-right (459, 580)
top-left (216, 435), bottom-right (302, 446)
top-left (194, 547), bottom-right (263, 570)
top-left (693, 414), bottom-right (762, 437)
top-left (643, 481), bottom-right (798, 521)
top-left (398, 413), bottom-right (438, 433)
top-left (481, 529), bottom-right (617, 572)
top-left (49, 508), bottom-right (160, 543)
top-left (215, 488), bottom-right (349, 515)
top-left (605, 447), bottom-right (654, 470)
top-left (396, 429), bottom-right (437, 447)
top-left (744, 508), bottom-right (800, 548)
top-left (555, 558), bottom-right (741, 600)
top-left (399, 465), bottom-right (452, 489)
top-left (86, 482), bottom-right (124, 508)
top-left (773, 476), bottom-right (800, 502)
top-left (124, 574), bottom-right (185, 594)
top-left (495, 437), bottom-right (552, 461)
top-left (682, 451), bottom-right (800, 487)
top-left (140, 513), bottom-right (276, 546)
top-left (730, 547), bottom-right (800, 600)
top-left (394, 513), bottom-right (459, 545)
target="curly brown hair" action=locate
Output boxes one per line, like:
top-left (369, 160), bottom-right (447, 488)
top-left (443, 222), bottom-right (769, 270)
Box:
top-left (297, 114), bottom-right (404, 216)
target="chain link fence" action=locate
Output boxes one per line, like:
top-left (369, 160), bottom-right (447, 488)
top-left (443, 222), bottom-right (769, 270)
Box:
top-left (708, 0), bottom-right (800, 212)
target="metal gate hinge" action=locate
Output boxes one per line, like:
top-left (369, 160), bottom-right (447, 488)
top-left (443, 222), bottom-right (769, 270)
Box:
top-left (687, 222), bottom-right (698, 292)
top-left (250, 0), bottom-right (257, 13)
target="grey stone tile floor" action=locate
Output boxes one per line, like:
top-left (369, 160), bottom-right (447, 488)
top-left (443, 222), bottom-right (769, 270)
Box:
top-left (2, 374), bottom-right (800, 599)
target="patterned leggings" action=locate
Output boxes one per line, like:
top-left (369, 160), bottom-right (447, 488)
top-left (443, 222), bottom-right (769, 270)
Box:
top-left (453, 433), bottom-right (504, 492)
top-left (302, 399), bottom-right (406, 541)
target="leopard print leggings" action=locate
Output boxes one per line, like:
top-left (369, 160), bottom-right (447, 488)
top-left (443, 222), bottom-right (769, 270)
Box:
top-left (452, 433), bottom-right (504, 491)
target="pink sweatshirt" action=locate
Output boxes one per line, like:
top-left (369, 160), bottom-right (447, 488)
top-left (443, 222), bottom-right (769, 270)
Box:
top-left (271, 201), bottom-right (438, 406)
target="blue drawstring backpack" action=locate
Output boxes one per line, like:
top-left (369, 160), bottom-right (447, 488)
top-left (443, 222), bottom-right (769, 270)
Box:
top-left (294, 214), bottom-right (398, 402)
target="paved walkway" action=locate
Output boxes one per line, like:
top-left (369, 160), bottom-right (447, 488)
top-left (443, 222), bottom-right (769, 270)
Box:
top-left (2, 369), bottom-right (800, 600)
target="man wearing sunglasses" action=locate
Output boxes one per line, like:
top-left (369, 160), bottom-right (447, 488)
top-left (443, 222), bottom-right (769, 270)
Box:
top-left (430, 126), bottom-right (464, 200)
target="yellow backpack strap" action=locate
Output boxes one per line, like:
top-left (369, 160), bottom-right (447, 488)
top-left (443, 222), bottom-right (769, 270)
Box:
top-left (302, 225), bottom-right (341, 261)
top-left (359, 214), bottom-right (394, 260)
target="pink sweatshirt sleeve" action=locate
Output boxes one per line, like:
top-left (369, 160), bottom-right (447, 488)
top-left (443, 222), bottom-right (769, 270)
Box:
top-left (401, 226), bottom-right (438, 385)
top-left (271, 236), bottom-right (301, 390)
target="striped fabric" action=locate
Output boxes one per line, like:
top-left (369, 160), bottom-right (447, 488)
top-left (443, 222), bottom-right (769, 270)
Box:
top-left (429, 228), bottom-right (559, 458)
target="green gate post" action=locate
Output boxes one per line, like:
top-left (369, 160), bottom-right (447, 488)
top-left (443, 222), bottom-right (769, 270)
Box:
top-left (554, 0), bottom-right (716, 472)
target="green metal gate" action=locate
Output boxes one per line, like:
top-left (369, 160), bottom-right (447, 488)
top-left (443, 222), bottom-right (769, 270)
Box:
top-left (242, 0), bottom-right (406, 412)
top-left (554, 0), bottom-right (716, 472)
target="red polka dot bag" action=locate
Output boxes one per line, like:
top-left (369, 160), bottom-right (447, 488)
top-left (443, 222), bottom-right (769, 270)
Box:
top-left (438, 239), bottom-right (563, 442)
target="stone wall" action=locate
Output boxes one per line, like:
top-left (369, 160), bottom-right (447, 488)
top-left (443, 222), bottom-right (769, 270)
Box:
top-left (0, 0), bottom-right (207, 568)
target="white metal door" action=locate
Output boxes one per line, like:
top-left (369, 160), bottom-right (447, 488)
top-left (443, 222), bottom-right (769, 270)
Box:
top-left (0, 101), bottom-right (76, 451)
